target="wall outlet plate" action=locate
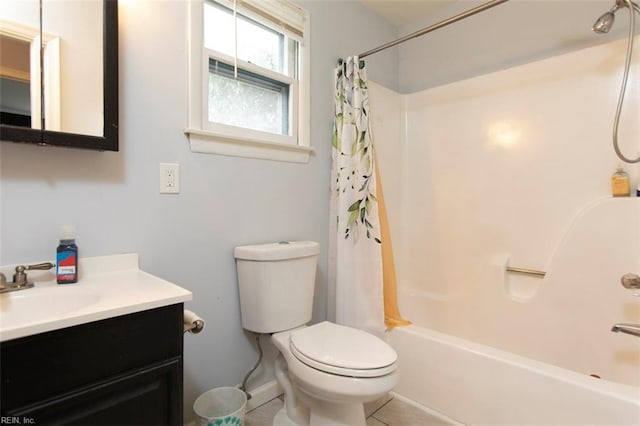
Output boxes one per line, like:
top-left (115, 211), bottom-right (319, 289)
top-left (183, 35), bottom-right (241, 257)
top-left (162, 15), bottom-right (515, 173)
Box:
top-left (160, 163), bottom-right (179, 194)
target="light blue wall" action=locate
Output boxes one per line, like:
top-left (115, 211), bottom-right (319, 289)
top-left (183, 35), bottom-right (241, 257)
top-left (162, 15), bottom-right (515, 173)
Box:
top-left (0, 0), bottom-right (397, 421)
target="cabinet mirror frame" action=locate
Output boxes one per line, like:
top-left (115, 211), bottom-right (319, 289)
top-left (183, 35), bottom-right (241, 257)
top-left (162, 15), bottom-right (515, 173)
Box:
top-left (0, 0), bottom-right (118, 151)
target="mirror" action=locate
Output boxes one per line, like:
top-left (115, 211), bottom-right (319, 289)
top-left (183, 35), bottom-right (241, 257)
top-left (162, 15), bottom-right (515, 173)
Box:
top-left (0, 0), bottom-right (118, 151)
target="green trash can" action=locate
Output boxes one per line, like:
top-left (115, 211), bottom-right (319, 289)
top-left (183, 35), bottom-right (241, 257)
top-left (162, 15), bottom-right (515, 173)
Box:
top-left (194, 387), bottom-right (247, 426)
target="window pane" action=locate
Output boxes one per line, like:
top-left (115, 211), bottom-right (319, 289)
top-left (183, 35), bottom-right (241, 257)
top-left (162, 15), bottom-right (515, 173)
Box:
top-left (208, 60), bottom-right (289, 135)
top-left (204, 1), bottom-right (285, 74)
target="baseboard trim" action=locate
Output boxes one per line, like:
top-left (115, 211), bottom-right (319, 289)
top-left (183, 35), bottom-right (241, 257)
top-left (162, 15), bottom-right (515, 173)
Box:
top-left (245, 380), bottom-right (283, 412)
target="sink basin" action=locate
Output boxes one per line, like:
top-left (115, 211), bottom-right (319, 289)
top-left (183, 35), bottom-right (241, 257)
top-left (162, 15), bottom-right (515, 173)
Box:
top-left (0, 290), bottom-right (100, 330)
top-left (0, 254), bottom-right (192, 342)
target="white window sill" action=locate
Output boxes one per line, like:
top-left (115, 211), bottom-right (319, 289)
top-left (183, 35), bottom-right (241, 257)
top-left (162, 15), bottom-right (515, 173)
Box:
top-left (184, 128), bottom-right (313, 163)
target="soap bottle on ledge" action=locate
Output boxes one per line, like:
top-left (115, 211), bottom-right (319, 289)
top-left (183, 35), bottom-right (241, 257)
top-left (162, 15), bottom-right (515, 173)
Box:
top-left (56, 226), bottom-right (78, 284)
top-left (611, 165), bottom-right (630, 197)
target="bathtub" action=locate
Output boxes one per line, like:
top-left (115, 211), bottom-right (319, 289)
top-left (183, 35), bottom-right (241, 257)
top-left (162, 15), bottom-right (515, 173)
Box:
top-left (389, 325), bottom-right (640, 425)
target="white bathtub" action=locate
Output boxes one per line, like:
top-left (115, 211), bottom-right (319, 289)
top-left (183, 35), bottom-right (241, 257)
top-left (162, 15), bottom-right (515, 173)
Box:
top-left (389, 325), bottom-right (640, 425)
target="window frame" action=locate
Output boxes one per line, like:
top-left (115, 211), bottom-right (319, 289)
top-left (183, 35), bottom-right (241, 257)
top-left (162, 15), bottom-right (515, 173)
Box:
top-left (186, 0), bottom-right (311, 163)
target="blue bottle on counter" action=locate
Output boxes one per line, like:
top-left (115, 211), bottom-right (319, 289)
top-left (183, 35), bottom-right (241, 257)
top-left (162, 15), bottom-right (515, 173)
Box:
top-left (56, 226), bottom-right (78, 284)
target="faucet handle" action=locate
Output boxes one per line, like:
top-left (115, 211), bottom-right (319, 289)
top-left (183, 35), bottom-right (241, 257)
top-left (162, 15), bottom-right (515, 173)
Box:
top-left (17, 262), bottom-right (55, 272)
top-left (13, 262), bottom-right (55, 286)
top-left (621, 273), bottom-right (640, 290)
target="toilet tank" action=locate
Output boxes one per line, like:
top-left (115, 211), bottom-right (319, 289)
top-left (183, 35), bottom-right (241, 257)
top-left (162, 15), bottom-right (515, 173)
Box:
top-left (235, 241), bottom-right (320, 333)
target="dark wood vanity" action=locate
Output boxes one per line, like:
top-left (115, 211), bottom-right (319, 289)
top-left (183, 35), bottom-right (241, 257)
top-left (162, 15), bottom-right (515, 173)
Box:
top-left (0, 303), bottom-right (184, 425)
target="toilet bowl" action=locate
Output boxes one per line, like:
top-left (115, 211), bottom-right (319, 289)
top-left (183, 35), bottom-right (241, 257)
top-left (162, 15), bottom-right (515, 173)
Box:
top-left (271, 322), bottom-right (398, 426)
top-left (234, 241), bottom-right (399, 426)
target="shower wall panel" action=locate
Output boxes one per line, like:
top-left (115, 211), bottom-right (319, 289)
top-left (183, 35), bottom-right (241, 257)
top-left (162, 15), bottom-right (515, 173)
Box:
top-left (370, 37), bottom-right (640, 386)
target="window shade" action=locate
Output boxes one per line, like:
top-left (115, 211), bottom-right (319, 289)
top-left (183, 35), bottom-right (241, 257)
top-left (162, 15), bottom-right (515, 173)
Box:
top-left (212, 0), bottom-right (306, 39)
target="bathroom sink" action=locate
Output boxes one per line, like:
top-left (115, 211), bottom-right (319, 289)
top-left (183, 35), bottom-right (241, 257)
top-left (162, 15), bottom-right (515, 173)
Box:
top-left (0, 290), bottom-right (100, 330)
top-left (0, 254), bottom-right (192, 342)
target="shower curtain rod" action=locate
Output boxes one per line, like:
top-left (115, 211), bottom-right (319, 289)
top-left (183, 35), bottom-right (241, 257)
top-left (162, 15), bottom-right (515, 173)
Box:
top-left (359, 0), bottom-right (511, 59)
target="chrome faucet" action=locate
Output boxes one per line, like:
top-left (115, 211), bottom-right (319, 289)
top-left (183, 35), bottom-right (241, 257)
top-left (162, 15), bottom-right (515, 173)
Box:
top-left (0, 262), bottom-right (55, 294)
top-left (611, 273), bottom-right (640, 338)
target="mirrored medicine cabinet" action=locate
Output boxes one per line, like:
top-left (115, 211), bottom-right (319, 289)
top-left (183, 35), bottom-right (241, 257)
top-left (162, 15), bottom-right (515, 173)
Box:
top-left (0, 0), bottom-right (118, 151)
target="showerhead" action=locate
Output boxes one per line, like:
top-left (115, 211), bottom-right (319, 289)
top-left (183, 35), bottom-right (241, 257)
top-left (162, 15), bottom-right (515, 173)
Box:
top-left (592, 9), bottom-right (617, 33)
top-left (595, 0), bottom-right (640, 163)
top-left (592, 0), bottom-right (635, 33)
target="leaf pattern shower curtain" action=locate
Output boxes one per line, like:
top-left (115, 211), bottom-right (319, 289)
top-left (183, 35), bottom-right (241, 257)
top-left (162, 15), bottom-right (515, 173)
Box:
top-left (329, 57), bottom-right (411, 335)
top-left (329, 57), bottom-right (385, 336)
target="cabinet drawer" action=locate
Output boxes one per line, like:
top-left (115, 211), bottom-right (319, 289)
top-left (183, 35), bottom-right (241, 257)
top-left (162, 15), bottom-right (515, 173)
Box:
top-left (6, 358), bottom-right (182, 426)
top-left (1, 304), bottom-right (183, 409)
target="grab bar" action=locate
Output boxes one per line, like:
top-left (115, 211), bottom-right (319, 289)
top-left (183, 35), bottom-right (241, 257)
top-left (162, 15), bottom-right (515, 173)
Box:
top-left (505, 266), bottom-right (546, 278)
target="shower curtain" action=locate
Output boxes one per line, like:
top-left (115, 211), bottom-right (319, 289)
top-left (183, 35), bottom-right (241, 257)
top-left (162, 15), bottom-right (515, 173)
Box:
top-left (329, 57), bottom-right (409, 336)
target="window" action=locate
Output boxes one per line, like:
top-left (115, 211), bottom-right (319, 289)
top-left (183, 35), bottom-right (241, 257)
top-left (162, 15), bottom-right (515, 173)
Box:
top-left (186, 0), bottom-right (311, 163)
top-left (208, 60), bottom-right (290, 135)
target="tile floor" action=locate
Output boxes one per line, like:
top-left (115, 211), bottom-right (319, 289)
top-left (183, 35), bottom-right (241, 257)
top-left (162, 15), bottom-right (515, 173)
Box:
top-left (244, 394), bottom-right (455, 426)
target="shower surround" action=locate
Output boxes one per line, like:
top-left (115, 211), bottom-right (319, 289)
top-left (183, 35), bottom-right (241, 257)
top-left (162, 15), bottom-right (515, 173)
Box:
top-left (370, 36), bottom-right (640, 422)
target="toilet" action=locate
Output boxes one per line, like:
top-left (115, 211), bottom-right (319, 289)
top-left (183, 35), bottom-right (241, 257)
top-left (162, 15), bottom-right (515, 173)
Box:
top-left (235, 241), bottom-right (398, 426)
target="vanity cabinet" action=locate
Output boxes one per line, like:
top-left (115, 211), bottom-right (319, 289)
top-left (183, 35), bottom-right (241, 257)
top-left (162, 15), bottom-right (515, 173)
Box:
top-left (0, 303), bottom-right (183, 425)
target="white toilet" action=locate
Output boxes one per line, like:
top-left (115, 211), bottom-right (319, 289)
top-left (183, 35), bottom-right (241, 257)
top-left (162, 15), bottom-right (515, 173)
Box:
top-left (234, 241), bottom-right (398, 426)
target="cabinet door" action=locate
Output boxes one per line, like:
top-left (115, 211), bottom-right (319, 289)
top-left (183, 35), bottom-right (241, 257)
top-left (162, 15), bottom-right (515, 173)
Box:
top-left (1, 304), bottom-right (183, 410)
top-left (7, 358), bottom-right (182, 425)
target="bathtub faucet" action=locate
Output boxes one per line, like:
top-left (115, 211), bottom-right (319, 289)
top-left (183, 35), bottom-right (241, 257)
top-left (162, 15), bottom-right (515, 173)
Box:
top-left (611, 323), bottom-right (640, 338)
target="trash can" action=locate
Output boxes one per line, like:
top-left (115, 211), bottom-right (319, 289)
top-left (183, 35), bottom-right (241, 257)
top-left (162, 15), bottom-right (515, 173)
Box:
top-left (194, 387), bottom-right (247, 426)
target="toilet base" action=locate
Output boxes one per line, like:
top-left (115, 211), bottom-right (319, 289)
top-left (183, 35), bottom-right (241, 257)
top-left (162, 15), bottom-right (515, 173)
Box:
top-left (272, 400), bottom-right (366, 426)
top-left (274, 406), bottom-right (304, 426)
top-left (307, 399), bottom-right (366, 426)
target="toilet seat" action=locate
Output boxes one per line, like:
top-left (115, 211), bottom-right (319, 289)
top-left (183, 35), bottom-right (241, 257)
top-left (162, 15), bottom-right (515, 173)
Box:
top-left (289, 322), bottom-right (397, 378)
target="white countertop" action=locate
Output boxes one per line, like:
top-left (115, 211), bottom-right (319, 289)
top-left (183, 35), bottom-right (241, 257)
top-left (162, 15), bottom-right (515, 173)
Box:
top-left (0, 254), bottom-right (193, 342)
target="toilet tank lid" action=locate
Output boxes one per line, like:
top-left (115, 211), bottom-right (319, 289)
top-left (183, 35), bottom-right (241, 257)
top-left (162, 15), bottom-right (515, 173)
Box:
top-left (234, 241), bottom-right (320, 261)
